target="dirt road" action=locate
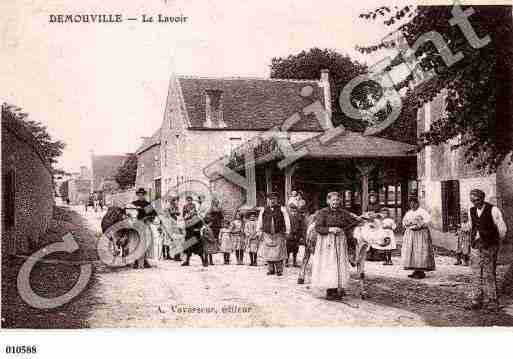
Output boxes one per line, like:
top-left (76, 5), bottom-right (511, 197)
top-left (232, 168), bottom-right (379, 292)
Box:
top-left (79, 206), bottom-right (513, 328)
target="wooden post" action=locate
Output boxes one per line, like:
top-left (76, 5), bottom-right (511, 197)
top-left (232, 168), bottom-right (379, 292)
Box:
top-left (355, 160), bottom-right (376, 214)
top-left (401, 178), bottom-right (409, 219)
top-left (395, 183), bottom-right (399, 219)
top-left (284, 163), bottom-right (298, 204)
top-left (265, 165), bottom-right (272, 195)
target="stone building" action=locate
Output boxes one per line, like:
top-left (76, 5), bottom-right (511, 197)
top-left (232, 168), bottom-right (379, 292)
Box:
top-left (135, 129), bottom-right (162, 201)
top-left (417, 89), bottom-right (513, 260)
top-left (152, 71), bottom-right (416, 218)
top-left (2, 113), bottom-right (55, 255)
top-left (68, 166), bottom-right (91, 204)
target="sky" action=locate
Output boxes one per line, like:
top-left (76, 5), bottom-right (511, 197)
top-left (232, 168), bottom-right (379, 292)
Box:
top-left (1, 0), bottom-right (417, 173)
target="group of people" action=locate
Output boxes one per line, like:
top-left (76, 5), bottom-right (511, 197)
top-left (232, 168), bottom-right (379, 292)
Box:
top-left (85, 193), bottom-right (104, 212)
top-left (113, 185), bottom-right (507, 311)
top-left (168, 191), bottom-right (305, 272)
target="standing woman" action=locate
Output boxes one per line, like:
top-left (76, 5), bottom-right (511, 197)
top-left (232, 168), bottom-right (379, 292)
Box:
top-left (164, 196), bottom-right (182, 260)
top-left (312, 192), bottom-right (358, 300)
top-left (401, 194), bottom-right (436, 279)
top-left (204, 198), bottom-right (224, 265)
top-left (257, 192), bottom-right (290, 276)
top-left (205, 200), bottom-right (224, 254)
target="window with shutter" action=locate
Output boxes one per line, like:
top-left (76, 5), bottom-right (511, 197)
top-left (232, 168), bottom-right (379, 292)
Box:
top-left (441, 180), bottom-right (460, 232)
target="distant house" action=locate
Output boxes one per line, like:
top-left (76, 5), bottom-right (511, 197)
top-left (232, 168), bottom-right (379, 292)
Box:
top-left (91, 154), bottom-right (128, 193)
top-left (135, 128), bottom-right (161, 201)
top-left (68, 166), bottom-right (91, 204)
top-left (151, 71), bottom-right (416, 218)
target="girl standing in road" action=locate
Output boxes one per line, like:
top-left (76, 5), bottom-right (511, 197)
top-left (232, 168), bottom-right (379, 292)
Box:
top-left (244, 212), bottom-right (259, 266)
top-left (219, 220), bottom-right (234, 264)
top-left (379, 207), bottom-right (397, 265)
top-left (231, 212), bottom-right (245, 265)
top-left (454, 210), bottom-right (471, 266)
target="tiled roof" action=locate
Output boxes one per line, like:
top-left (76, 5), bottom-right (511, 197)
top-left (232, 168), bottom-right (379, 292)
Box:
top-left (136, 127), bottom-right (161, 155)
top-left (177, 76), bottom-right (326, 131)
top-left (295, 131), bottom-right (416, 158)
top-left (207, 131), bottom-right (415, 178)
top-left (91, 155), bottom-right (128, 191)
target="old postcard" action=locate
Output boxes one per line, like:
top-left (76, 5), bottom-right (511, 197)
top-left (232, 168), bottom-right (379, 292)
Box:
top-left (2, 0), bottom-right (513, 335)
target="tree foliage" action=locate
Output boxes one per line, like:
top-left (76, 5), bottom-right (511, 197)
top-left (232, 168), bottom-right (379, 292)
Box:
top-left (114, 153), bottom-right (137, 189)
top-left (2, 103), bottom-right (66, 166)
top-left (358, 5), bottom-right (513, 172)
top-left (270, 47), bottom-right (392, 128)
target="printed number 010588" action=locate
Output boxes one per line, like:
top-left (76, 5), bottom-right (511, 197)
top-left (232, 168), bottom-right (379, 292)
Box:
top-left (5, 345), bottom-right (37, 354)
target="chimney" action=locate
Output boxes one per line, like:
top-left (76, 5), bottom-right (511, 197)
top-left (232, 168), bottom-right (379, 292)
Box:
top-left (320, 69), bottom-right (332, 127)
top-left (80, 166), bottom-right (89, 179)
top-left (205, 90), bottom-right (224, 128)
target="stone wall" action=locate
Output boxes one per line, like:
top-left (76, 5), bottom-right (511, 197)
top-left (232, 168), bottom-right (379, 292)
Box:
top-left (210, 176), bottom-right (244, 220)
top-left (2, 116), bottom-right (55, 255)
top-left (417, 93), bottom-right (513, 263)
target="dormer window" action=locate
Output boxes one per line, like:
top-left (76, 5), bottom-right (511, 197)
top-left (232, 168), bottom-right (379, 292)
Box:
top-left (205, 89), bottom-right (225, 128)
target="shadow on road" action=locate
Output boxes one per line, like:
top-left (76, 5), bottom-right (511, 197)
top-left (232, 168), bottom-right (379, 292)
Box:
top-left (363, 275), bottom-right (513, 326)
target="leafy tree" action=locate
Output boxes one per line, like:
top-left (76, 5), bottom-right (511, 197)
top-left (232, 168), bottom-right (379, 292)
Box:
top-left (271, 48), bottom-right (380, 127)
top-left (357, 5), bottom-right (513, 172)
top-left (2, 103), bottom-right (66, 166)
top-left (59, 180), bottom-right (69, 199)
top-left (114, 153), bottom-right (137, 189)
top-left (269, 47), bottom-right (416, 143)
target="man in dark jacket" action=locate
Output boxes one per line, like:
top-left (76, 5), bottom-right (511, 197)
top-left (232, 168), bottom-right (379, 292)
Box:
top-left (467, 188), bottom-right (507, 311)
top-left (285, 204), bottom-right (304, 267)
top-left (181, 196), bottom-right (205, 266)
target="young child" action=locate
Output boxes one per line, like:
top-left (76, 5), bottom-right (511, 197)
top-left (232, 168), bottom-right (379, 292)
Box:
top-left (200, 222), bottom-right (219, 266)
top-left (244, 212), bottom-right (259, 266)
top-left (219, 220), bottom-right (234, 264)
top-left (149, 216), bottom-right (163, 263)
top-left (379, 208), bottom-right (397, 265)
top-left (162, 219), bottom-right (172, 260)
top-left (455, 211), bottom-right (471, 266)
top-left (231, 212), bottom-right (245, 265)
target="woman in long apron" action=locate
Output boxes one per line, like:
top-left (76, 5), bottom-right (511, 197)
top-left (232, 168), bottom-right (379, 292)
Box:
top-left (311, 191), bottom-right (358, 300)
top-left (401, 195), bottom-right (436, 279)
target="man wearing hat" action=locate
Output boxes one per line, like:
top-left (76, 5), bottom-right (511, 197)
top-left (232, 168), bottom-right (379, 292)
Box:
top-left (467, 188), bottom-right (507, 311)
top-left (257, 192), bottom-right (291, 276)
top-left (367, 190), bottom-right (382, 213)
top-left (131, 188), bottom-right (157, 268)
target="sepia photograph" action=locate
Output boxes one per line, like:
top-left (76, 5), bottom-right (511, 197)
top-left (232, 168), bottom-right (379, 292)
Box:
top-left (1, 0), bottom-right (512, 341)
